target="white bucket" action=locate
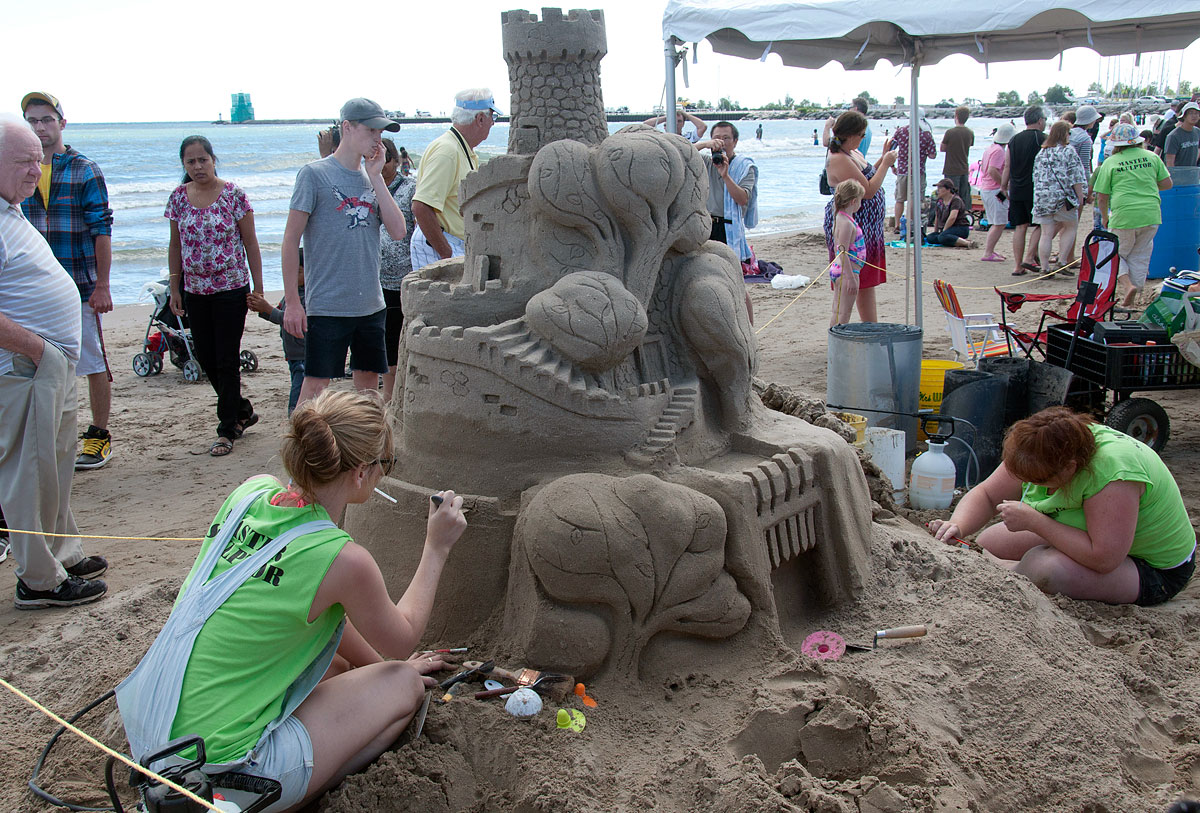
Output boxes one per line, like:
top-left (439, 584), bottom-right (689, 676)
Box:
top-left (863, 427), bottom-right (906, 506)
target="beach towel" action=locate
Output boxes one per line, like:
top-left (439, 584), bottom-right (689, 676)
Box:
top-left (725, 155), bottom-right (758, 262)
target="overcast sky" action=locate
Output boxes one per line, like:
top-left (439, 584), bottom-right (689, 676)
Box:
top-left (5, 1), bottom-right (1198, 123)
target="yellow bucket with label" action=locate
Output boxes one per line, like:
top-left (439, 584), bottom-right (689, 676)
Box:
top-left (834, 412), bottom-right (867, 446)
top-left (918, 360), bottom-right (964, 438)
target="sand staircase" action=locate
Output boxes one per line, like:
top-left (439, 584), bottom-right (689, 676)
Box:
top-left (627, 385), bottom-right (698, 458)
top-left (409, 318), bottom-right (646, 412)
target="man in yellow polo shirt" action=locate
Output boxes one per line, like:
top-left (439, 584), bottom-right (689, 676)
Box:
top-left (409, 89), bottom-right (500, 269)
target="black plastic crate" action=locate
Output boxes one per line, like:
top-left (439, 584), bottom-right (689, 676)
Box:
top-left (1046, 325), bottom-right (1200, 391)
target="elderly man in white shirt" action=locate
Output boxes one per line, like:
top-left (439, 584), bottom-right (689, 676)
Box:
top-left (0, 113), bottom-right (107, 609)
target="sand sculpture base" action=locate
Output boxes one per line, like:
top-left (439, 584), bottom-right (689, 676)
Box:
top-left (345, 7), bottom-right (873, 681)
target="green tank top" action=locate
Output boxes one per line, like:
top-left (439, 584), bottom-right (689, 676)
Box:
top-left (170, 476), bottom-right (350, 764)
top-left (1020, 425), bottom-right (1195, 570)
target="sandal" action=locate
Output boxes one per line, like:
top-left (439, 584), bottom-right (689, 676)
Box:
top-left (981, 253), bottom-right (1007, 262)
top-left (1011, 268), bottom-right (1029, 276)
top-left (209, 438), bottom-right (234, 457)
top-left (1020, 261), bottom-right (1041, 273)
top-left (234, 412), bottom-right (259, 439)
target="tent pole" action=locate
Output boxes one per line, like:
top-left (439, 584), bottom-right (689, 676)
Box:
top-left (910, 60), bottom-right (923, 329)
top-left (665, 38), bottom-right (679, 134)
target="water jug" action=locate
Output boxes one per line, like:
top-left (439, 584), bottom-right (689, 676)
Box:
top-left (909, 440), bottom-right (956, 509)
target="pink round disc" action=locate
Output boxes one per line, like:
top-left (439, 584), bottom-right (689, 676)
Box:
top-left (801, 630), bottom-right (846, 661)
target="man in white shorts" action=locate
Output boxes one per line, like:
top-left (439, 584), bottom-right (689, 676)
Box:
top-left (19, 92), bottom-right (114, 470)
top-left (409, 89), bottom-right (498, 270)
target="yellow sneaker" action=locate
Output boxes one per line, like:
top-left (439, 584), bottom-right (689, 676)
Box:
top-left (75, 426), bottom-right (112, 470)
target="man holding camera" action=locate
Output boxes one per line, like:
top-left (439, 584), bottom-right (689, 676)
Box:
top-left (695, 121), bottom-right (758, 264)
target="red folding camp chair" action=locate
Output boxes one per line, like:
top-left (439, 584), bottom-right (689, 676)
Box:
top-left (994, 229), bottom-right (1120, 359)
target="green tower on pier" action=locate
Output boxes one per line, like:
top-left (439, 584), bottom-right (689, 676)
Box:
top-left (231, 93), bottom-right (254, 123)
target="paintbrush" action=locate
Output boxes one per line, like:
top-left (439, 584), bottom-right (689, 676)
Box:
top-left (462, 661), bottom-right (574, 699)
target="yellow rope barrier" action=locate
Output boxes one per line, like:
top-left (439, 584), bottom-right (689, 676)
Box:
top-left (3, 528), bottom-right (204, 541)
top-left (752, 244), bottom-right (1079, 336)
top-left (0, 676), bottom-right (223, 813)
top-left (754, 256), bottom-right (834, 335)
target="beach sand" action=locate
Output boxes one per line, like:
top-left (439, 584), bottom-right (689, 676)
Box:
top-left (3, 223), bottom-right (1199, 812)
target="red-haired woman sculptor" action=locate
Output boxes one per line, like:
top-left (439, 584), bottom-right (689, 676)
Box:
top-left (930, 407), bottom-right (1194, 605)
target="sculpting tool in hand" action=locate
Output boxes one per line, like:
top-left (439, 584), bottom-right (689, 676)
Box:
top-left (421, 647), bottom-right (469, 654)
top-left (430, 493), bottom-right (469, 513)
top-left (926, 522), bottom-right (970, 549)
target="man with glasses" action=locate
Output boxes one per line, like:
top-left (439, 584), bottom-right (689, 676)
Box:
top-left (281, 98), bottom-right (407, 408)
top-left (19, 92), bottom-right (115, 470)
top-left (410, 89), bottom-right (500, 270)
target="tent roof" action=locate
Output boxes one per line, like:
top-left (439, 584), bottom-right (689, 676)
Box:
top-left (662, 0), bottom-right (1200, 69)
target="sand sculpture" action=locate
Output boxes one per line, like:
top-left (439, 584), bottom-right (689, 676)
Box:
top-left (346, 7), bottom-right (874, 680)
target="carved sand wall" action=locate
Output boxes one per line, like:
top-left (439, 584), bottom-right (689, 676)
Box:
top-left (345, 7), bottom-right (873, 680)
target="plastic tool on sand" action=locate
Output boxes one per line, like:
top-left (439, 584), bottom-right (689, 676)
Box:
top-left (438, 659), bottom-right (494, 701)
top-left (505, 687), bottom-right (543, 718)
top-left (802, 626), bottom-right (928, 660)
top-left (556, 708), bottom-right (587, 732)
top-left (474, 674), bottom-right (564, 699)
top-left (574, 682), bottom-right (598, 708)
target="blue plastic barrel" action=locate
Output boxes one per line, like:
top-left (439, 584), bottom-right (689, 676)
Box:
top-left (1149, 167), bottom-right (1200, 279)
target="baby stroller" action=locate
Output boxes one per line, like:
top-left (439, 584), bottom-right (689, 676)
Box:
top-left (132, 279), bottom-right (258, 382)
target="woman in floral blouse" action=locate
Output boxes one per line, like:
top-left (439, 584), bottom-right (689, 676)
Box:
top-left (167, 136), bottom-right (263, 456)
top-left (1032, 121), bottom-right (1087, 276)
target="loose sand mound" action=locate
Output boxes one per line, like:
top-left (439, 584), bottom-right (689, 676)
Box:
top-left (313, 517), bottom-right (1200, 813)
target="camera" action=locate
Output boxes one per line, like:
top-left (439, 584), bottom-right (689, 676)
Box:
top-left (712, 148), bottom-right (725, 166)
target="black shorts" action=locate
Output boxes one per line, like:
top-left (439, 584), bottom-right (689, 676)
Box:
top-left (304, 309), bottom-right (387, 379)
top-left (1008, 197), bottom-right (1034, 227)
top-left (383, 288), bottom-right (404, 367)
top-left (1133, 553), bottom-right (1195, 606)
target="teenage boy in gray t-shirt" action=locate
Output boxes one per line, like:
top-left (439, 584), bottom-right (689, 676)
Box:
top-left (281, 98), bottom-right (407, 407)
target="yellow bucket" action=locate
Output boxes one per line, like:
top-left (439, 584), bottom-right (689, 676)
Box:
top-left (834, 411), bottom-right (867, 446)
top-left (918, 360), bottom-right (964, 439)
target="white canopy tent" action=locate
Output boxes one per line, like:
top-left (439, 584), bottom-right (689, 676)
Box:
top-left (662, 0), bottom-right (1200, 327)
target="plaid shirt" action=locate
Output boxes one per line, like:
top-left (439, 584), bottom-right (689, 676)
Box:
top-left (19, 146), bottom-right (113, 301)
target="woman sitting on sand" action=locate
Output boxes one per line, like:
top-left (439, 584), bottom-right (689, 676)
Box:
top-left (925, 179), bottom-right (977, 249)
top-left (118, 390), bottom-right (466, 812)
top-left (822, 111), bottom-right (897, 323)
top-left (930, 407), bottom-right (1194, 605)
top-left (167, 135), bottom-right (263, 456)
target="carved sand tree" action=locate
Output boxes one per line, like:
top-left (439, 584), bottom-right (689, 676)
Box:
top-left (527, 127), bottom-right (710, 307)
top-left (505, 473), bottom-right (752, 678)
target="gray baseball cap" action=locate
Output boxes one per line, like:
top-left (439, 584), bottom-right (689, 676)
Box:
top-left (1075, 105), bottom-right (1101, 126)
top-left (339, 98), bottom-right (400, 132)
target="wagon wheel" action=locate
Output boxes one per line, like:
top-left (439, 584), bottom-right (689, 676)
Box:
top-left (182, 359), bottom-right (204, 383)
top-left (1105, 397), bottom-right (1169, 452)
top-left (132, 353), bottom-right (153, 377)
top-left (239, 350), bottom-right (259, 372)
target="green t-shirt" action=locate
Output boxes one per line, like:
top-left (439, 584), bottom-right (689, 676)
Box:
top-left (1091, 148), bottom-right (1170, 230)
top-left (1020, 425), bottom-right (1195, 569)
top-left (170, 476), bottom-right (350, 764)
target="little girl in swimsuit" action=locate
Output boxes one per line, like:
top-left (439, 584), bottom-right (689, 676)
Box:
top-left (830, 179), bottom-right (866, 326)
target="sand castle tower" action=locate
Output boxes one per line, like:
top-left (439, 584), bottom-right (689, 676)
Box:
top-left (346, 8), bottom-right (873, 682)
top-left (502, 8), bottom-right (608, 154)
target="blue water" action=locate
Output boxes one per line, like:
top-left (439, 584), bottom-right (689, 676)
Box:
top-left (68, 117), bottom-right (1018, 303)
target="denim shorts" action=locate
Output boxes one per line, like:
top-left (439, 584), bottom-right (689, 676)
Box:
top-left (230, 715), bottom-right (314, 812)
top-left (304, 309), bottom-right (387, 378)
top-left (1134, 553), bottom-right (1195, 606)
